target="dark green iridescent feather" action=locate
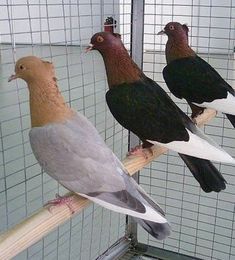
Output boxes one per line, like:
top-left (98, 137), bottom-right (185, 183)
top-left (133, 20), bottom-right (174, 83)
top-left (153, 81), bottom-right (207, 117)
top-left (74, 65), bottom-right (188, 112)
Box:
top-left (163, 56), bottom-right (234, 104)
top-left (106, 76), bottom-right (189, 144)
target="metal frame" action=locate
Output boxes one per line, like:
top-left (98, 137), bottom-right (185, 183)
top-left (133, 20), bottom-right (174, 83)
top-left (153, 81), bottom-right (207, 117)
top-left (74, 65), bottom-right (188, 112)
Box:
top-left (133, 243), bottom-right (203, 260)
top-left (126, 0), bottom-right (145, 246)
top-left (96, 237), bottom-right (131, 260)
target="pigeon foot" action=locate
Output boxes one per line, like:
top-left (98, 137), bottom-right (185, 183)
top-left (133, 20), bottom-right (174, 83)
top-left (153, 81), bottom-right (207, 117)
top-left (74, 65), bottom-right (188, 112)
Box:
top-left (127, 145), bottom-right (151, 159)
top-left (45, 193), bottom-right (75, 214)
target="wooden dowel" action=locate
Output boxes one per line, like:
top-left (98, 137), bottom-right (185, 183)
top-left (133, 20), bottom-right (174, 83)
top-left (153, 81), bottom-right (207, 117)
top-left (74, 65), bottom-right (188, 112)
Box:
top-left (0, 108), bottom-right (216, 260)
top-left (0, 193), bottom-right (90, 260)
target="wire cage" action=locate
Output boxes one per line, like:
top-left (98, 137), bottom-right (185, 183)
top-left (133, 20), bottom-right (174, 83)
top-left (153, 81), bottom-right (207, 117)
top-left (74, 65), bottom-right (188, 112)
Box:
top-left (0, 0), bottom-right (234, 259)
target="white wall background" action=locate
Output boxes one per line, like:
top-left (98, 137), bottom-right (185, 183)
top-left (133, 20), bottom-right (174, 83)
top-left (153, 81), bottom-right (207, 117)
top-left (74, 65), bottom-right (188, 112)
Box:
top-left (144, 0), bottom-right (235, 53)
top-left (0, 0), bottom-right (234, 53)
top-left (0, 0), bottom-right (120, 45)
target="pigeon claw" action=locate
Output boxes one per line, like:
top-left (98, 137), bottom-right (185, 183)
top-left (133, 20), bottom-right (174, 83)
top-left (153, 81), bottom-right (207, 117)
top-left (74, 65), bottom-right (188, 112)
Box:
top-left (127, 145), bottom-right (150, 159)
top-left (45, 193), bottom-right (75, 214)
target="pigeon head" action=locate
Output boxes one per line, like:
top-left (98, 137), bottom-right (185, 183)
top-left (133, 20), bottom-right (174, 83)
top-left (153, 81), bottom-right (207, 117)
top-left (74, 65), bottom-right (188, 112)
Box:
top-left (158, 22), bottom-right (189, 41)
top-left (9, 56), bottom-right (73, 127)
top-left (158, 22), bottom-right (194, 63)
top-left (87, 32), bottom-right (122, 55)
top-left (87, 31), bottom-right (143, 88)
top-left (8, 56), bottom-right (55, 84)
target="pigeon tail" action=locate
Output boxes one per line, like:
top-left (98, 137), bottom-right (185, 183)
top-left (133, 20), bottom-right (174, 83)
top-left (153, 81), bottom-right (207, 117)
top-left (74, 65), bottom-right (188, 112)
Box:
top-left (134, 217), bottom-right (171, 240)
top-left (226, 114), bottom-right (235, 128)
top-left (179, 154), bottom-right (226, 192)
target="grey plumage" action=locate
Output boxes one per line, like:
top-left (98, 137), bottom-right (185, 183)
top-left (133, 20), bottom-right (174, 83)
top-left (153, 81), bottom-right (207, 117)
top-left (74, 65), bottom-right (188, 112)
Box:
top-left (30, 112), bottom-right (171, 239)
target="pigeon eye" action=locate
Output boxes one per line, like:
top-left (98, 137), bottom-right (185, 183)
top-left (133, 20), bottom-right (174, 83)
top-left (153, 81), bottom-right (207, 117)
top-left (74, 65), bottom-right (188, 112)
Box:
top-left (19, 65), bottom-right (25, 70)
top-left (97, 36), bottom-right (104, 43)
top-left (169, 25), bottom-right (175, 30)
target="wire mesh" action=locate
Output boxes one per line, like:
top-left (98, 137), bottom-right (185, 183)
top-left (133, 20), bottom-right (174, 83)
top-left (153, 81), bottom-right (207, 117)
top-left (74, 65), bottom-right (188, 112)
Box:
top-left (1, 1), bottom-right (235, 260)
top-left (0, 0), bottom-right (132, 259)
top-left (138, 1), bottom-right (235, 260)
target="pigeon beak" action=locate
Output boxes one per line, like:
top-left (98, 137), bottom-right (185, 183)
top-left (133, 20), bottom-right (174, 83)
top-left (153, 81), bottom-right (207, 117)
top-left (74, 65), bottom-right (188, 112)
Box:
top-left (8, 74), bottom-right (18, 82)
top-left (157, 30), bottom-right (166, 35)
top-left (85, 44), bottom-right (94, 52)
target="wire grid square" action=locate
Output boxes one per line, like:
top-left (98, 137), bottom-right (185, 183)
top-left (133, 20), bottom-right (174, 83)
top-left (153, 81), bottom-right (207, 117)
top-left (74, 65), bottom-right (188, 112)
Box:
top-left (0, 1), bottom-right (132, 259)
top-left (138, 1), bottom-right (235, 260)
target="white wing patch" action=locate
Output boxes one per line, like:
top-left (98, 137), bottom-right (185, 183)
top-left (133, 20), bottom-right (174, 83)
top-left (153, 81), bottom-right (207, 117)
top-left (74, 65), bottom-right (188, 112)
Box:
top-left (193, 92), bottom-right (235, 115)
top-left (147, 129), bottom-right (235, 164)
top-left (79, 193), bottom-right (167, 223)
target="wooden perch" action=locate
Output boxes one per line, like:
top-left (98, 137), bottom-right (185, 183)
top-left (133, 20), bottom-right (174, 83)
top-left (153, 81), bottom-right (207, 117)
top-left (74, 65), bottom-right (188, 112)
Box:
top-left (0, 108), bottom-right (216, 260)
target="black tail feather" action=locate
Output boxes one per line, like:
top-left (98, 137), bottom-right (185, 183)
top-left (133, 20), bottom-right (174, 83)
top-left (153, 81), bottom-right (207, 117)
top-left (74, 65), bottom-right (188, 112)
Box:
top-left (179, 154), bottom-right (226, 193)
top-left (134, 218), bottom-right (171, 240)
top-left (226, 113), bottom-right (235, 128)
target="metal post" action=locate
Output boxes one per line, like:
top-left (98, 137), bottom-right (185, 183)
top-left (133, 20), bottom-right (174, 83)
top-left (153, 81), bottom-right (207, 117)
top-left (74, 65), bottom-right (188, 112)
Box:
top-left (130, 0), bottom-right (145, 69)
top-left (126, 0), bottom-right (145, 245)
top-left (129, 0), bottom-right (145, 150)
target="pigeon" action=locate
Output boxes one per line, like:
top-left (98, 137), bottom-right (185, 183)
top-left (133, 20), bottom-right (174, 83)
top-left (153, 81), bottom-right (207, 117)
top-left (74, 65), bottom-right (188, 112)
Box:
top-left (104, 17), bottom-right (117, 33)
top-left (158, 22), bottom-right (235, 126)
top-left (8, 56), bottom-right (171, 240)
top-left (87, 31), bottom-right (235, 192)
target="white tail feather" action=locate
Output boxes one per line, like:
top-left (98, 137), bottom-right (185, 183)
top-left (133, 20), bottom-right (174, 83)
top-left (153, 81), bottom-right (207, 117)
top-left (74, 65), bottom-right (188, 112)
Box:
top-left (148, 129), bottom-right (235, 164)
top-left (78, 193), bottom-right (168, 224)
top-left (193, 92), bottom-right (235, 115)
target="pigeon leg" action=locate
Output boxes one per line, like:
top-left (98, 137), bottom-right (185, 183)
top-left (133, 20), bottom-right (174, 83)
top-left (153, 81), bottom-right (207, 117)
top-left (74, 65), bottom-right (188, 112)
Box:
top-left (189, 102), bottom-right (205, 123)
top-left (45, 193), bottom-right (75, 214)
top-left (127, 141), bottom-right (153, 159)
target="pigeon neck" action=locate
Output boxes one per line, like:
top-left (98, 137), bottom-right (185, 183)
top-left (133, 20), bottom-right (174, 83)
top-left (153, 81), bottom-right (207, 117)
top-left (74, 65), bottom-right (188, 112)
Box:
top-left (100, 48), bottom-right (143, 88)
top-left (166, 36), bottom-right (196, 64)
top-left (29, 78), bottom-right (74, 127)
